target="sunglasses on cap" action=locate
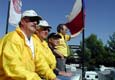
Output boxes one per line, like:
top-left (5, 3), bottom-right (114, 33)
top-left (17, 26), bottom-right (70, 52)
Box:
top-left (41, 27), bottom-right (51, 32)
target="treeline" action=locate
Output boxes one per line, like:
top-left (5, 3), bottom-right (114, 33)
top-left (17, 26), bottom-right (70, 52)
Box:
top-left (76, 32), bottom-right (115, 68)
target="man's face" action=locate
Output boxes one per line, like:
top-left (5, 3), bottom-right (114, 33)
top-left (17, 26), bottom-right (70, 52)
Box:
top-left (49, 38), bottom-right (60, 46)
top-left (22, 17), bottom-right (39, 33)
top-left (36, 27), bottom-right (50, 40)
top-left (61, 25), bottom-right (68, 35)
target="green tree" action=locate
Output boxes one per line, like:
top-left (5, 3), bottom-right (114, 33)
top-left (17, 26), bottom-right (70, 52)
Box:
top-left (79, 34), bottom-right (107, 68)
top-left (104, 32), bottom-right (115, 66)
top-left (107, 32), bottom-right (115, 53)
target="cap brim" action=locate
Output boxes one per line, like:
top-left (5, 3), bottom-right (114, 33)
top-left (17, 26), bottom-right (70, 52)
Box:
top-left (49, 35), bottom-right (61, 39)
top-left (29, 16), bottom-right (42, 20)
top-left (48, 33), bottom-right (61, 39)
top-left (39, 26), bottom-right (52, 28)
top-left (54, 35), bottom-right (61, 39)
top-left (23, 16), bottom-right (42, 21)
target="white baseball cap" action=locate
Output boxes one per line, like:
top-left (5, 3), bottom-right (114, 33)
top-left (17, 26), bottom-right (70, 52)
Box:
top-left (38, 20), bottom-right (51, 28)
top-left (22, 10), bottom-right (42, 20)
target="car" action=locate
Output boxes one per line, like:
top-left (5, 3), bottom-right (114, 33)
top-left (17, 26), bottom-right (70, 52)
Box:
top-left (85, 71), bottom-right (99, 80)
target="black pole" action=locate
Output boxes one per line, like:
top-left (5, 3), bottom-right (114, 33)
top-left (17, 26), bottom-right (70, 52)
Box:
top-left (5, 0), bottom-right (10, 34)
top-left (82, 28), bottom-right (85, 80)
top-left (81, 0), bottom-right (85, 79)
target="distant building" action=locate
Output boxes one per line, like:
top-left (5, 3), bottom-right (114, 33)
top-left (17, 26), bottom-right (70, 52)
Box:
top-left (66, 45), bottom-right (81, 67)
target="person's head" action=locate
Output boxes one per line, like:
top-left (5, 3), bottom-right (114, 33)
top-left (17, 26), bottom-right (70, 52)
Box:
top-left (19, 10), bottom-right (42, 36)
top-left (57, 24), bottom-right (68, 35)
top-left (35, 20), bottom-right (51, 41)
top-left (48, 33), bottom-right (61, 46)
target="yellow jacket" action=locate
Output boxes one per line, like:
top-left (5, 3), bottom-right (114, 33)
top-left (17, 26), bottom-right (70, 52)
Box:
top-left (33, 35), bottom-right (56, 70)
top-left (0, 38), bottom-right (1, 42)
top-left (55, 33), bottom-right (70, 57)
top-left (0, 27), bottom-right (56, 80)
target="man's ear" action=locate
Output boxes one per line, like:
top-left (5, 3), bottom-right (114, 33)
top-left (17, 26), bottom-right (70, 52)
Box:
top-left (60, 28), bottom-right (63, 33)
top-left (48, 38), bottom-right (52, 43)
top-left (36, 25), bottom-right (41, 29)
top-left (20, 18), bottom-right (26, 25)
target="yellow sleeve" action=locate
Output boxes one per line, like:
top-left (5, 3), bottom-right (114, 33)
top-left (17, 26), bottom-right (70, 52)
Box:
top-left (48, 48), bottom-right (56, 70)
top-left (65, 34), bottom-right (71, 41)
top-left (43, 41), bottom-right (56, 70)
top-left (32, 35), bottom-right (56, 80)
top-left (2, 41), bottom-right (41, 80)
top-left (0, 38), bottom-right (1, 42)
top-left (35, 48), bottom-right (56, 80)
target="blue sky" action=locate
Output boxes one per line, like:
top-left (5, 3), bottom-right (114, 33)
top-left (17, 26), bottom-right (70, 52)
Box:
top-left (0, 0), bottom-right (115, 45)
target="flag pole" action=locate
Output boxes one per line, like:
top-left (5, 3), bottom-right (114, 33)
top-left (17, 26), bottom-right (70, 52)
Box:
top-left (81, 0), bottom-right (85, 79)
top-left (5, 0), bottom-right (10, 34)
top-left (82, 28), bottom-right (85, 80)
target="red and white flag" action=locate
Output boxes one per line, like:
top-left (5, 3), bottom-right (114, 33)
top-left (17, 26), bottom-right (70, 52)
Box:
top-left (9, 0), bottom-right (22, 26)
top-left (65, 0), bottom-right (85, 37)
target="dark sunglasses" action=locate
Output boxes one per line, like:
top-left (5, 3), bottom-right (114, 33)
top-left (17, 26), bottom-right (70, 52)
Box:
top-left (29, 17), bottom-right (39, 24)
top-left (24, 17), bottom-right (39, 24)
top-left (41, 27), bottom-right (50, 32)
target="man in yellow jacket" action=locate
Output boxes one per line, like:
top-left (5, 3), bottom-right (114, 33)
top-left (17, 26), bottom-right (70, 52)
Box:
top-left (55, 24), bottom-right (71, 71)
top-left (34, 20), bottom-right (72, 80)
top-left (0, 10), bottom-right (57, 80)
top-left (56, 24), bottom-right (80, 71)
top-left (34, 20), bottom-right (57, 70)
top-left (47, 33), bottom-right (72, 80)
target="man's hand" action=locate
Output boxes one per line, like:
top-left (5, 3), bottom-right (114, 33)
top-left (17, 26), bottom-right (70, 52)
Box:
top-left (59, 71), bottom-right (72, 77)
top-left (51, 78), bottom-right (61, 80)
